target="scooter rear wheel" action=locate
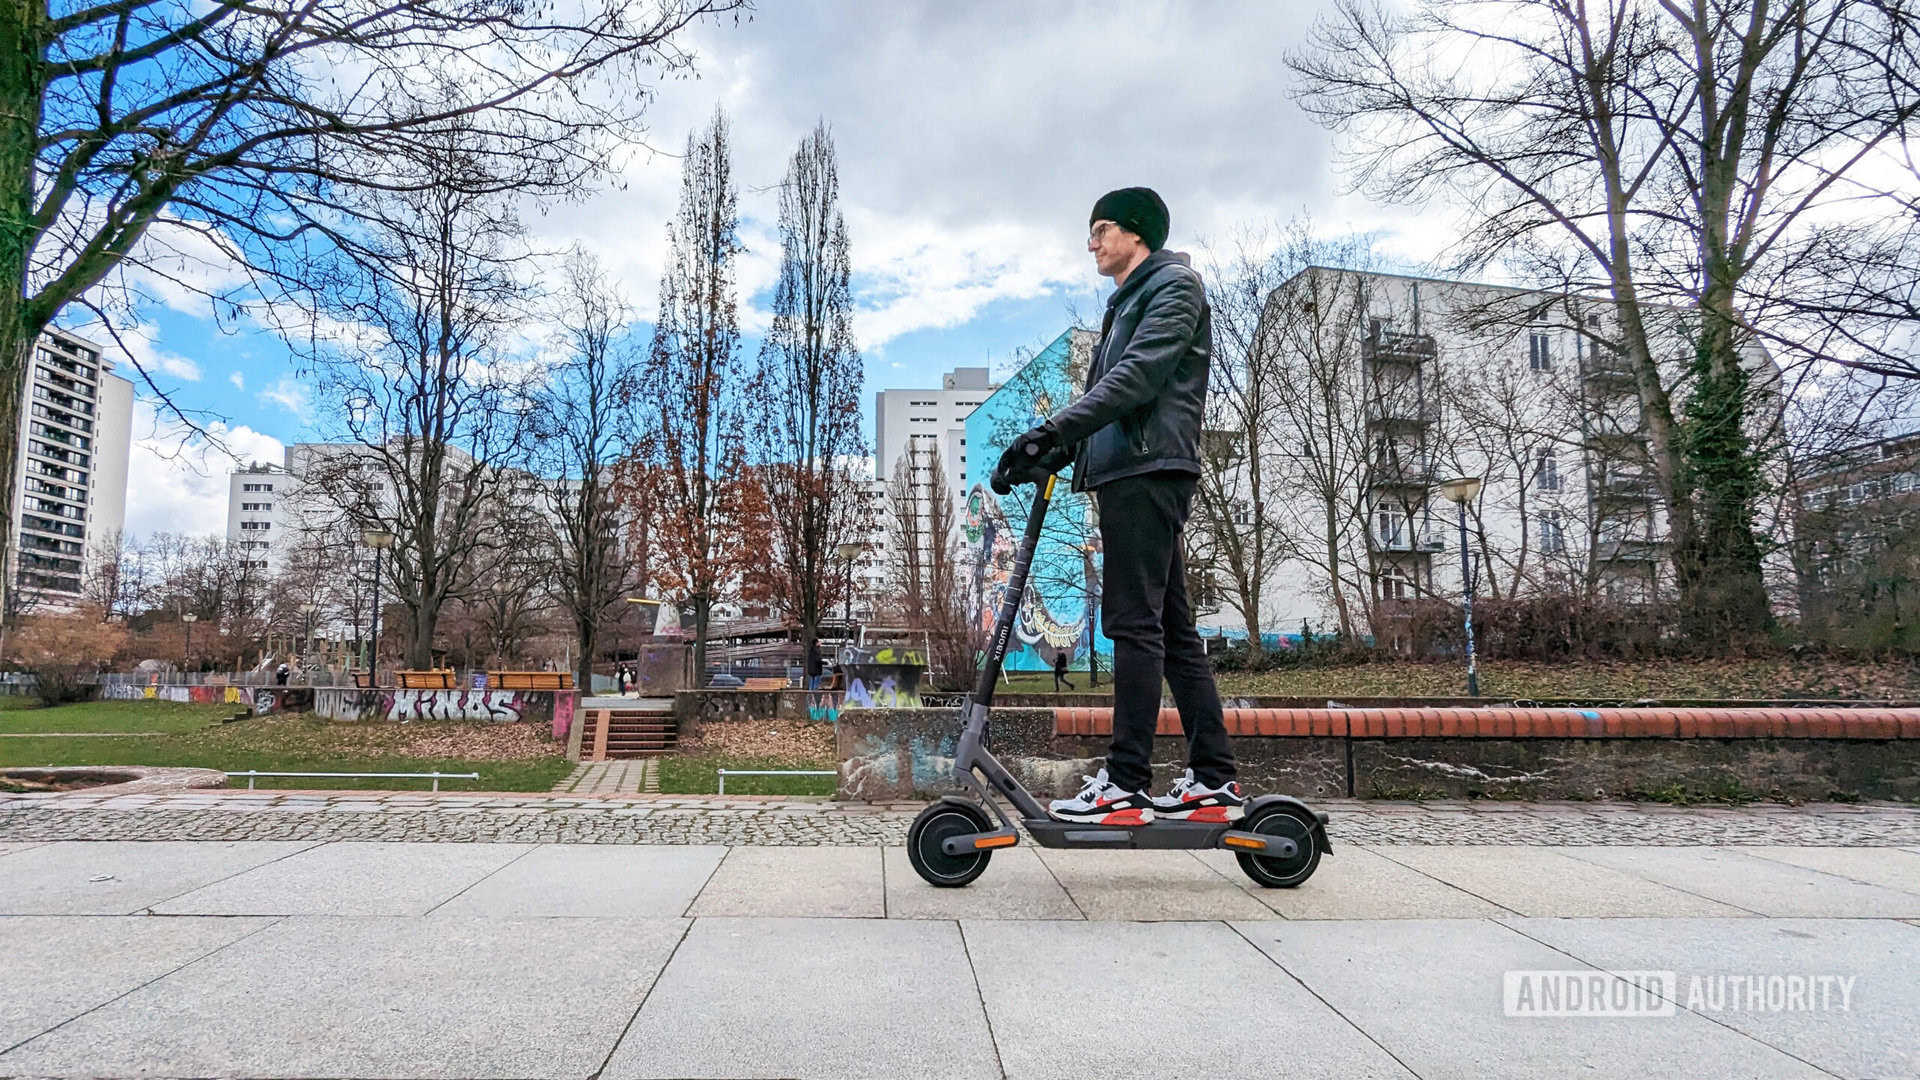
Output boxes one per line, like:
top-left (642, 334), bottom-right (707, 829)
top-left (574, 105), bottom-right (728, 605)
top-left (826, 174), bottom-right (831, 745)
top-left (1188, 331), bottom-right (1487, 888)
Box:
top-left (1236, 802), bottom-right (1321, 888)
top-left (908, 801), bottom-right (994, 887)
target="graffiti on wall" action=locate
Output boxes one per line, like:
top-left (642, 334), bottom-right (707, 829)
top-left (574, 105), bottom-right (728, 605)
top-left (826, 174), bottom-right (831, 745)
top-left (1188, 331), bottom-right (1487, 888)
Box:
top-left (104, 684), bottom-right (247, 705)
top-left (380, 689), bottom-right (527, 723)
top-left (806, 691), bottom-right (842, 724)
top-left (961, 328), bottom-right (1109, 674)
top-left (843, 671), bottom-right (924, 710)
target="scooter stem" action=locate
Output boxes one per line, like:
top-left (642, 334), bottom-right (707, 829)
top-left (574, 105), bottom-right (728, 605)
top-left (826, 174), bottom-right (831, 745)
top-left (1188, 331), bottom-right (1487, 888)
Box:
top-left (971, 474), bottom-right (1055, 707)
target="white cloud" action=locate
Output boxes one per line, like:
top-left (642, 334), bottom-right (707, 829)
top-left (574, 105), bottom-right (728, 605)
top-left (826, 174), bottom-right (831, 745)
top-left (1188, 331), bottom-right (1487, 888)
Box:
top-left (124, 404), bottom-right (285, 536)
top-left (258, 376), bottom-right (312, 420)
top-left (229, 371), bottom-right (245, 390)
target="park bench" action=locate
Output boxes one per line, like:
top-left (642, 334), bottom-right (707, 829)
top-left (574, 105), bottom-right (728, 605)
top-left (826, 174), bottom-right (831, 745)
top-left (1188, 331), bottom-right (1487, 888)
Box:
top-left (396, 669), bottom-right (458, 689)
top-left (489, 671), bottom-right (573, 690)
top-left (741, 677), bottom-right (788, 691)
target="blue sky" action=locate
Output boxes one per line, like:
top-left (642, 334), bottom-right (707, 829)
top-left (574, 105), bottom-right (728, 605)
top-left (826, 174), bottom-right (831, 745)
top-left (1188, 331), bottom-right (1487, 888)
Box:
top-left (78, 1), bottom-right (1455, 538)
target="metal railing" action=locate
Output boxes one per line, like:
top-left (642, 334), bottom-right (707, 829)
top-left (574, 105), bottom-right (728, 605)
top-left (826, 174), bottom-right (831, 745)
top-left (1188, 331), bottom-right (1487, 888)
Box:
top-left (225, 770), bottom-right (479, 791)
top-left (716, 769), bottom-right (836, 795)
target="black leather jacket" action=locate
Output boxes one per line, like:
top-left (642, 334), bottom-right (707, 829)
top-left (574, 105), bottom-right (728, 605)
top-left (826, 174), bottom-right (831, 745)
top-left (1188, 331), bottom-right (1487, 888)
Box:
top-left (1044, 249), bottom-right (1210, 492)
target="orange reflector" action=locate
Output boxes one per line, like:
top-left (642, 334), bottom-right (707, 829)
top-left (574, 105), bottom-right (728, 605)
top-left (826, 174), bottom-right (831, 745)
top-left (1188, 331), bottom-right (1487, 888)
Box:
top-left (1223, 836), bottom-right (1267, 850)
top-left (973, 834), bottom-right (1017, 849)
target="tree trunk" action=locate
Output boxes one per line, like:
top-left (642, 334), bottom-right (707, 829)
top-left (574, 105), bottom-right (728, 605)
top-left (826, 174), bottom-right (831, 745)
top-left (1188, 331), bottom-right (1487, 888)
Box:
top-left (0, 7), bottom-right (50, 624)
top-left (692, 591), bottom-right (710, 689)
top-left (574, 617), bottom-right (595, 695)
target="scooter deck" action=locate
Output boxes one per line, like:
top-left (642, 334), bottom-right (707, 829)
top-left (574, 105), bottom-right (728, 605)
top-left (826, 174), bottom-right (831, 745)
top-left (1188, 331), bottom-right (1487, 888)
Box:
top-left (1023, 817), bottom-right (1234, 850)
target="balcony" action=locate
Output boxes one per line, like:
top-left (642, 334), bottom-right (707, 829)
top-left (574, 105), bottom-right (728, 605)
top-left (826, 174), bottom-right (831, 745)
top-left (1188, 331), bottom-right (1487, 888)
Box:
top-left (1368, 457), bottom-right (1436, 489)
top-left (1364, 394), bottom-right (1438, 429)
top-left (1594, 473), bottom-right (1657, 501)
top-left (1594, 538), bottom-right (1664, 563)
top-left (1364, 325), bottom-right (1438, 367)
top-left (1369, 530), bottom-right (1445, 554)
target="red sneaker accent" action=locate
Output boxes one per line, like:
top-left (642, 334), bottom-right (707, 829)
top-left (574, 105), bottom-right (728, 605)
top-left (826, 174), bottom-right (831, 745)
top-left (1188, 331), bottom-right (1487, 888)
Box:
top-left (1100, 808), bottom-right (1149, 826)
top-left (1183, 806), bottom-right (1233, 823)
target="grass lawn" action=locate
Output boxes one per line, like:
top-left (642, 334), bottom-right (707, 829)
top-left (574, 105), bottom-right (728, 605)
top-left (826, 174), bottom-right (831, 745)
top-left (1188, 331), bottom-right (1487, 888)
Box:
top-left (0, 712), bottom-right (572, 791)
top-left (0, 698), bottom-right (236, 735)
top-left (996, 656), bottom-right (1920, 701)
top-left (658, 752), bottom-right (837, 797)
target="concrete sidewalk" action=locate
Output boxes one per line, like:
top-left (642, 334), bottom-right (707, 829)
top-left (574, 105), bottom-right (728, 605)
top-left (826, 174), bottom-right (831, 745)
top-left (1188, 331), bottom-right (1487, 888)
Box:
top-left (3, 838), bottom-right (1918, 1078)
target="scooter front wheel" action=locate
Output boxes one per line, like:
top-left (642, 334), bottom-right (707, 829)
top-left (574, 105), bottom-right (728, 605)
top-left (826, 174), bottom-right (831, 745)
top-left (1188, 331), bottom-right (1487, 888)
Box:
top-left (907, 801), bottom-right (994, 887)
top-left (1236, 802), bottom-right (1322, 888)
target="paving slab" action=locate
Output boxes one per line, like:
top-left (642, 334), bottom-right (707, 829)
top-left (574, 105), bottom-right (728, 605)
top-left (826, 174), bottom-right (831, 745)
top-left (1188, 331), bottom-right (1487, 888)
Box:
top-left (0, 841), bottom-right (314, 914)
top-left (151, 841), bottom-right (531, 916)
top-left (688, 846), bottom-right (883, 918)
top-left (0, 915), bottom-right (684, 1079)
top-left (1376, 846), bottom-right (1750, 918)
top-left (1742, 846), bottom-right (1920, 895)
top-left (1234, 919), bottom-right (1830, 1079)
top-left (1031, 849), bottom-right (1273, 921)
top-left (1195, 845), bottom-right (1513, 919)
top-left (964, 919), bottom-right (1416, 1079)
top-left (882, 847), bottom-right (1082, 920)
top-left (0, 915), bottom-right (274, 1052)
top-left (1565, 847), bottom-right (1920, 918)
top-left (432, 844), bottom-right (725, 917)
top-left (603, 917), bottom-right (996, 1080)
top-left (1511, 917), bottom-right (1920, 1079)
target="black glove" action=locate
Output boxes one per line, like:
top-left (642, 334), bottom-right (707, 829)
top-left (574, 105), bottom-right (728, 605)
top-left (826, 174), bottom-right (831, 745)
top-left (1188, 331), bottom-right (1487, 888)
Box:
top-left (991, 425), bottom-right (1072, 494)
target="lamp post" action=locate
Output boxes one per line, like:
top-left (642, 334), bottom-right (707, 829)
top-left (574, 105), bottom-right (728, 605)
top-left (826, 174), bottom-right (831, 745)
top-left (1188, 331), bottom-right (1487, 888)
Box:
top-left (837, 541), bottom-right (863, 632)
top-left (360, 528), bottom-right (395, 680)
top-left (299, 602), bottom-right (317, 664)
top-left (180, 613), bottom-right (197, 672)
top-left (1437, 476), bottom-right (1484, 697)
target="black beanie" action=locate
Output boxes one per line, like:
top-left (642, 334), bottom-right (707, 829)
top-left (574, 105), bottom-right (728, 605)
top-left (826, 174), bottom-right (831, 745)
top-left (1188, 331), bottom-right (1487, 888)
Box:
top-left (1089, 187), bottom-right (1170, 251)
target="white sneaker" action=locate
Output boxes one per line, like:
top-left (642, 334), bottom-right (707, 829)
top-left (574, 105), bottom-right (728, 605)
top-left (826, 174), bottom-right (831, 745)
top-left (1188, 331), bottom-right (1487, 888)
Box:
top-left (1151, 768), bottom-right (1246, 822)
top-left (1047, 769), bottom-right (1156, 825)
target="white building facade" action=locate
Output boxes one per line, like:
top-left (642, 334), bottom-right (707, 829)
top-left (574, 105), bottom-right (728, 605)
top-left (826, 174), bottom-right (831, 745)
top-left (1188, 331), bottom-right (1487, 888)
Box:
top-left (10, 327), bottom-right (133, 606)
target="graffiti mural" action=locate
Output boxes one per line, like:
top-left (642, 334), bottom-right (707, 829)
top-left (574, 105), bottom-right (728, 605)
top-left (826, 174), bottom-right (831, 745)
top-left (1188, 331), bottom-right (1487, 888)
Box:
top-left (963, 327), bottom-right (1112, 673)
top-left (806, 691), bottom-right (842, 724)
top-left (381, 689), bottom-right (527, 723)
top-left (254, 689), bottom-right (277, 715)
top-left (842, 664), bottom-right (925, 709)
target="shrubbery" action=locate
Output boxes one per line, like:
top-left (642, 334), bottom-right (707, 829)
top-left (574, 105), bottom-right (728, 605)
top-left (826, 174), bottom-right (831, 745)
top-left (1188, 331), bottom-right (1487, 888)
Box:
top-left (6, 608), bottom-right (126, 706)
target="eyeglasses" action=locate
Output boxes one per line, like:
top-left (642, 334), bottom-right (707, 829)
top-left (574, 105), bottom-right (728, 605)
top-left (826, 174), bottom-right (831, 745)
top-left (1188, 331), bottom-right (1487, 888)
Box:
top-left (1088, 221), bottom-right (1120, 245)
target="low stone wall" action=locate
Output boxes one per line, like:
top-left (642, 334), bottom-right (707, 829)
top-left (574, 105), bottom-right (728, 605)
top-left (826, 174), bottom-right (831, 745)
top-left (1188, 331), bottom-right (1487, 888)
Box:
top-left (99, 683), bottom-right (313, 715)
top-left (836, 705), bottom-right (1920, 803)
top-left (313, 688), bottom-right (578, 739)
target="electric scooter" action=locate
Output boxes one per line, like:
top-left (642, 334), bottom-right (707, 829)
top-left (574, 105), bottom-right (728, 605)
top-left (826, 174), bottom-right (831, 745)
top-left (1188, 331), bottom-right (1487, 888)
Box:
top-left (906, 462), bottom-right (1332, 889)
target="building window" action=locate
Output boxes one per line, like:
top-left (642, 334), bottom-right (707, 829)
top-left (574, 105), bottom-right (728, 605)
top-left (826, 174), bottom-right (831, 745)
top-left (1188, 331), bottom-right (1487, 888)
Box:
top-left (1539, 511), bottom-right (1566, 555)
top-left (1535, 449), bottom-right (1560, 491)
top-left (1232, 500), bottom-right (1253, 527)
top-left (1529, 333), bottom-right (1552, 371)
top-left (1375, 509), bottom-right (1404, 547)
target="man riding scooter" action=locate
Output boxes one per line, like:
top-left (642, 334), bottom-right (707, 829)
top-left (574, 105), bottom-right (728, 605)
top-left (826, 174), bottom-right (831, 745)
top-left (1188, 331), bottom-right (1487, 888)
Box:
top-left (994, 187), bottom-right (1243, 826)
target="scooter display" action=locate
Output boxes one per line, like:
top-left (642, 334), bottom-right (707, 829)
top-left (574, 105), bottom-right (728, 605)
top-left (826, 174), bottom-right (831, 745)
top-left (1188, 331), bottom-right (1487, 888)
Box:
top-left (906, 464), bottom-right (1331, 889)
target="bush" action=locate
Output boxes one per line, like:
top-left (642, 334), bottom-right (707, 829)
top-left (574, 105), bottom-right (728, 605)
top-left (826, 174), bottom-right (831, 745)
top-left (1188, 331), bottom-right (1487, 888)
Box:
top-left (6, 608), bottom-right (125, 707)
top-left (1401, 594), bottom-right (1673, 662)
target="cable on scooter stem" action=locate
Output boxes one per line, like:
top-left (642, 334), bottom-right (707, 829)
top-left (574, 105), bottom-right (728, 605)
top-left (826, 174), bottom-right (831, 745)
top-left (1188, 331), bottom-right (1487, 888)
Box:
top-left (972, 462), bottom-right (1055, 708)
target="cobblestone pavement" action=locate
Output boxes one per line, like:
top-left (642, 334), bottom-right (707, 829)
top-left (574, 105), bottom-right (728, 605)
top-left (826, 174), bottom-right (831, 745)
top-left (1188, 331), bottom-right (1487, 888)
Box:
top-left (2, 789), bottom-right (1918, 845)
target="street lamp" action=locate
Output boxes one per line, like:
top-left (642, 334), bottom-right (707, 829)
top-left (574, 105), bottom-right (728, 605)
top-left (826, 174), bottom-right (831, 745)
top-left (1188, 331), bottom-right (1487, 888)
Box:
top-left (837, 542), bottom-right (863, 630)
top-left (360, 528), bottom-right (395, 680)
top-left (299, 603), bottom-right (317, 669)
top-left (180, 613), bottom-right (198, 672)
top-left (1436, 476), bottom-right (1484, 697)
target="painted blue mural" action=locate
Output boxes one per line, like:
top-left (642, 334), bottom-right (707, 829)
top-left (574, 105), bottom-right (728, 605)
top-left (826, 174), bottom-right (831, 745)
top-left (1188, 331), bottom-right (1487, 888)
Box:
top-left (964, 329), bottom-right (1115, 672)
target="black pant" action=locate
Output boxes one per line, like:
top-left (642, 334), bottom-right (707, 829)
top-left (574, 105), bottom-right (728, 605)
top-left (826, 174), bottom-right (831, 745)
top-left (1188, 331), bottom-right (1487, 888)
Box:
top-left (1095, 472), bottom-right (1236, 793)
top-left (1053, 670), bottom-right (1075, 691)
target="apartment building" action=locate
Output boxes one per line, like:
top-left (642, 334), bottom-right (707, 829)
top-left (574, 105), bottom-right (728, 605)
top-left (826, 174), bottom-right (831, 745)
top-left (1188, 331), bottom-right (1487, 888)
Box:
top-left (10, 326), bottom-right (134, 606)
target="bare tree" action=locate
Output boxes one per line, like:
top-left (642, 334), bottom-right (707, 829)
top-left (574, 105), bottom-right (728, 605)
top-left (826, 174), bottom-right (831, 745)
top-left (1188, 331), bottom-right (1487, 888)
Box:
top-left (303, 142), bottom-right (534, 671)
top-left (0, 0), bottom-right (742, 619)
top-left (1195, 224), bottom-right (1300, 659)
top-left (535, 249), bottom-right (642, 690)
top-left (642, 107), bottom-right (755, 684)
top-left (752, 122), bottom-right (867, 675)
top-left (1289, 0), bottom-right (1920, 645)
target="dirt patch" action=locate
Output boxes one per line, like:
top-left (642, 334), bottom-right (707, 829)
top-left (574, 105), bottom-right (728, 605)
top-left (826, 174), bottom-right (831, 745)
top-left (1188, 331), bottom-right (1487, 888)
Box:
top-left (680, 719), bottom-right (834, 763)
top-left (393, 723), bottom-right (557, 761)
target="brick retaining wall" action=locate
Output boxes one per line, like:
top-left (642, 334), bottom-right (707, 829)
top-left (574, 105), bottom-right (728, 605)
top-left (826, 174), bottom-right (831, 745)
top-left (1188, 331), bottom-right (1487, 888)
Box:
top-left (836, 706), bottom-right (1920, 803)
